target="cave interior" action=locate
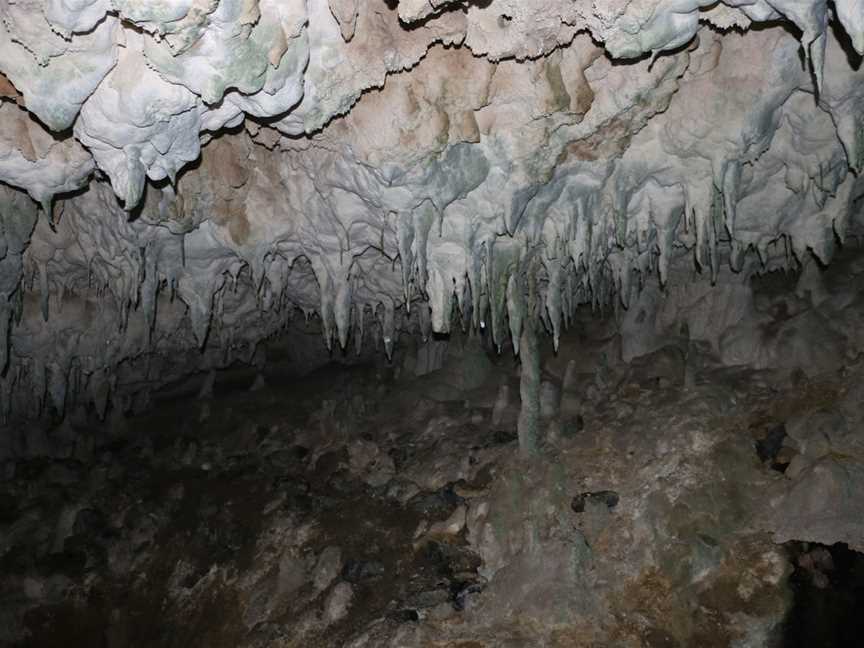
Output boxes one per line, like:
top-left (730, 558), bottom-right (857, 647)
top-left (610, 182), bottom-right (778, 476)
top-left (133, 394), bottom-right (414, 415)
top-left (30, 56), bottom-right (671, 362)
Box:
top-left (1, 1), bottom-right (864, 646)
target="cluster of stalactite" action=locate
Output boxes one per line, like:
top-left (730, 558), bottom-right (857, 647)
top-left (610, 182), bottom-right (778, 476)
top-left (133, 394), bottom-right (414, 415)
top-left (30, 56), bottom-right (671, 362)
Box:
top-left (1, 1), bottom-right (864, 421)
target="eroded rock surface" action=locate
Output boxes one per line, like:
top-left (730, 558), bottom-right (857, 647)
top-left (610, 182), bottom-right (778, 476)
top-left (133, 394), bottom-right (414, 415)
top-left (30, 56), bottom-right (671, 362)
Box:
top-left (0, 1), bottom-right (863, 417)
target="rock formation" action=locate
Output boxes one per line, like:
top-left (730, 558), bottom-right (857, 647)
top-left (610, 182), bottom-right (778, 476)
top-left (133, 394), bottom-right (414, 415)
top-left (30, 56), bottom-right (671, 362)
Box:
top-left (4, 4), bottom-right (864, 644)
top-left (1, 3), bottom-right (863, 417)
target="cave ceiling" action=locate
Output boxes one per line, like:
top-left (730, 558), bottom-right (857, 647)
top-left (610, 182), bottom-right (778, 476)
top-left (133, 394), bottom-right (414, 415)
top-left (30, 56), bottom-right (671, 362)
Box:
top-left (1, 0), bottom-right (863, 417)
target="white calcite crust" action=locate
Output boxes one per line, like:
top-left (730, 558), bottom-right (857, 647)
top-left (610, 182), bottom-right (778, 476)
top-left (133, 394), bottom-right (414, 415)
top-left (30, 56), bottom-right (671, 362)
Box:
top-left (1, 0), bottom-right (864, 417)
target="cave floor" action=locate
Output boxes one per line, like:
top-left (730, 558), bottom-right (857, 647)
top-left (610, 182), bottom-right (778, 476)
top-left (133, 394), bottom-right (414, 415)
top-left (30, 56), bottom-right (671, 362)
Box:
top-left (2, 332), bottom-right (863, 647)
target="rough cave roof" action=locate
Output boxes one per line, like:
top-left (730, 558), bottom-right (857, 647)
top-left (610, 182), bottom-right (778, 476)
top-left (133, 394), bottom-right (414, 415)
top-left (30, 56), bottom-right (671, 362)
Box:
top-left (1, 0), bottom-right (864, 417)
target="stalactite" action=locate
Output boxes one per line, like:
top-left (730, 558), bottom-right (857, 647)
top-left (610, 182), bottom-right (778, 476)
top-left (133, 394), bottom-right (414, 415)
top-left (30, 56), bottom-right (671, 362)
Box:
top-left (397, 211), bottom-right (415, 306)
top-left (38, 262), bottom-right (49, 322)
top-left (352, 302), bottom-right (364, 356)
top-left (506, 272), bottom-right (523, 356)
top-left (543, 258), bottom-right (564, 352)
top-left (418, 300), bottom-right (432, 342)
top-left (378, 296), bottom-right (396, 361)
top-left (334, 273), bottom-right (353, 350)
top-left (487, 239), bottom-right (522, 352)
top-left (0, 3), bottom-right (862, 422)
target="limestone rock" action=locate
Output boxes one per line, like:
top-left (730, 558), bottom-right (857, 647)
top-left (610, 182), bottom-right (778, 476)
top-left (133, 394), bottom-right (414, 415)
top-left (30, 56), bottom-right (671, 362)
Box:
top-left (0, 0), bottom-right (864, 445)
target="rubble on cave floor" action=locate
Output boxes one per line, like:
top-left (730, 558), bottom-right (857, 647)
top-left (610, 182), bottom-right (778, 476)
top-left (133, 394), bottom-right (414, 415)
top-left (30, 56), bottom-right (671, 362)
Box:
top-left (1, 323), bottom-right (864, 647)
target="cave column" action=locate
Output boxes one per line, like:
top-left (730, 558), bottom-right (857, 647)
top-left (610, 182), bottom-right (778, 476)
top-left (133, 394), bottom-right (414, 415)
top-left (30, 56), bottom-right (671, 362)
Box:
top-left (517, 260), bottom-right (540, 456)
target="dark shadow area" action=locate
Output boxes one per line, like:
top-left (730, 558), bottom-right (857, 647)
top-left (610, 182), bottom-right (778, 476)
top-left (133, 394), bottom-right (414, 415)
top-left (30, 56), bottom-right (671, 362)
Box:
top-left (829, 3), bottom-right (863, 71)
top-left (784, 542), bottom-right (864, 647)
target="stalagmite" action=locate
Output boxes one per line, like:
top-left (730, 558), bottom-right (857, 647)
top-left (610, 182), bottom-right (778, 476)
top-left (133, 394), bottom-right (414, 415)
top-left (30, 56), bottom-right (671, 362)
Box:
top-left (560, 358), bottom-right (580, 418)
top-left (198, 370), bottom-right (216, 400)
top-left (517, 314), bottom-right (540, 456)
top-left (491, 382), bottom-right (510, 429)
top-left (516, 262), bottom-right (540, 456)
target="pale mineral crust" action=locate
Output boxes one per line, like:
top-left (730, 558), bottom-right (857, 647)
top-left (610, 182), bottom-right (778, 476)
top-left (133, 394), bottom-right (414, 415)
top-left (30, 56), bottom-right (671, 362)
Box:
top-left (1, 1), bottom-right (863, 417)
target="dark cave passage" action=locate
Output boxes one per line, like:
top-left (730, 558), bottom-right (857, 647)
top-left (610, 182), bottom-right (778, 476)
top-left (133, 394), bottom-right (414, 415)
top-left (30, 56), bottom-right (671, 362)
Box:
top-left (784, 542), bottom-right (864, 648)
top-left (3, 269), bottom-right (864, 647)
